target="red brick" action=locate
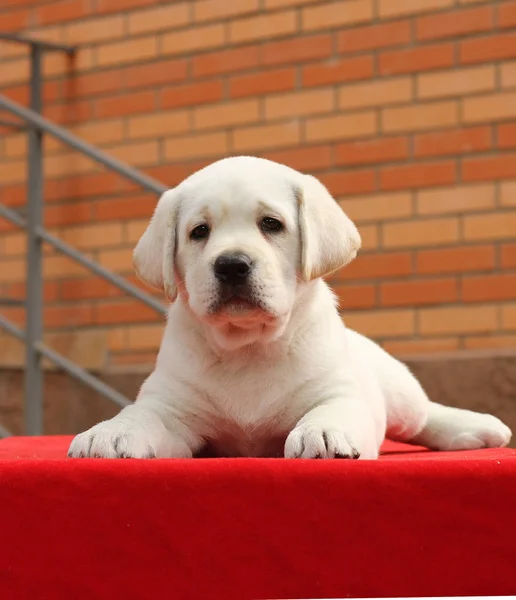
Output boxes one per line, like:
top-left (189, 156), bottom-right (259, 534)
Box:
top-left (499, 1), bottom-right (516, 29)
top-left (417, 183), bottom-right (494, 215)
top-left (195, 0), bottom-right (259, 22)
top-left (2, 82), bottom-right (61, 105)
top-left (497, 123), bottom-right (516, 149)
top-left (234, 120), bottom-right (300, 152)
top-left (460, 32), bottom-right (516, 64)
top-left (66, 14), bottom-right (125, 44)
top-left (501, 178), bottom-right (516, 206)
top-left (301, 0), bottom-right (373, 32)
top-left (96, 0), bottom-right (154, 14)
top-left (417, 245), bottom-right (495, 274)
top-left (110, 352), bottom-right (157, 367)
top-left (38, 0), bottom-right (91, 25)
top-left (61, 277), bottom-right (124, 301)
top-left (383, 217), bottom-right (458, 249)
top-left (384, 337), bottom-right (460, 356)
top-left (65, 70), bottom-right (124, 99)
top-left (229, 68), bottom-right (296, 98)
top-left (44, 81), bottom-right (63, 103)
top-left (359, 225), bottom-right (380, 251)
top-left (416, 6), bottom-right (493, 40)
top-left (0, 221), bottom-right (18, 235)
top-left (0, 9), bottom-right (30, 31)
top-left (127, 3), bottom-right (189, 34)
top-left (261, 145), bottom-right (333, 172)
top-left (265, 88), bottom-right (333, 120)
top-left (44, 100), bottom-right (93, 125)
top-left (418, 65), bottom-right (495, 100)
top-left (380, 43), bottom-right (455, 75)
top-left (2, 0), bottom-right (42, 5)
top-left (144, 164), bottom-right (192, 188)
top-left (44, 202), bottom-right (93, 227)
top-left (337, 20), bottom-right (411, 54)
top-left (6, 281), bottom-right (60, 303)
top-left (462, 274), bottom-right (516, 302)
top-left (44, 304), bottom-right (95, 328)
top-left (94, 195), bottom-right (157, 221)
top-left (379, 0), bottom-right (453, 18)
top-left (381, 160), bottom-right (456, 191)
top-left (1, 85), bottom-right (29, 106)
top-left (333, 283), bottom-right (377, 310)
top-left (464, 212), bottom-right (516, 241)
top-left (162, 24), bottom-right (225, 57)
top-left (95, 90), bottom-right (156, 119)
top-left (464, 334), bottom-right (516, 351)
top-left (307, 112), bottom-right (377, 144)
top-left (420, 304), bottom-right (498, 335)
top-left (262, 35), bottom-right (332, 66)
top-left (195, 99), bottom-right (260, 130)
top-left (319, 170), bottom-right (376, 196)
top-left (333, 251), bottom-right (413, 281)
top-left (302, 55), bottom-right (373, 87)
top-left (340, 192), bottom-right (412, 223)
top-left (0, 184), bottom-right (25, 208)
top-left (230, 10), bottom-right (296, 43)
top-left (46, 172), bottom-right (135, 203)
top-left (501, 243), bottom-right (516, 268)
top-left (414, 126), bottom-right (492, 158)
top-left (381, 277), bottom-right (458, 307)
top-left (462, 154), bottom-right (516, 182)
top-left (125, 59), bottom-right (188, 90)
top-left (463, 92), bottom-right (516, 124)
top-left (335, 137), bottom-right (409, 166)
top-left (96, 300), bottom-right (161, 325)
top-left (161, 80), bottom-right (223, 109)
top-left (0, 307), bottom-right (25, 327)
top-left (192, 46), bottom-right (260, 78)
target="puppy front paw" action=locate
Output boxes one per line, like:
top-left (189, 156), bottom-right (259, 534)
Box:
top-left (67, 418), bottom-right (191, 459)
top-left (285, 424), bottom-right (362, 459)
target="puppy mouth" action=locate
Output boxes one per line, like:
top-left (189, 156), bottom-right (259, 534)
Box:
top-left (208, 285), bottom-right (271, 319)
top-left (214, 286), bottom-right (260, 313)
top-left (220, 297), bottom-right (256, 313)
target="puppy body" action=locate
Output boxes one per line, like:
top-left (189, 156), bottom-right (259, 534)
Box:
top-left (69, 157), bottom-right (511, 459)
top-left (141, 280), bottom-right (385, 458)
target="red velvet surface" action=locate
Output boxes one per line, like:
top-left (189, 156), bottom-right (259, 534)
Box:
top-left (1, 436), bottom-right (515, 600)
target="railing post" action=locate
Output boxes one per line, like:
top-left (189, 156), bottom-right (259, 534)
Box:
top-left (25, 46), bottom-right (44, 435)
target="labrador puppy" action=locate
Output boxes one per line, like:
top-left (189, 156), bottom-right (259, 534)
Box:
top-left (68, 156), bottom-right (511, 459)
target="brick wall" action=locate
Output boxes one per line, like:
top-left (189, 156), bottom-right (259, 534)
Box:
top-left (0, 0), bottom-right (516, 371)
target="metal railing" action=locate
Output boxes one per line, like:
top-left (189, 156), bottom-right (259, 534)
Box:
top-left (0, 35), bottom-right (168, 437)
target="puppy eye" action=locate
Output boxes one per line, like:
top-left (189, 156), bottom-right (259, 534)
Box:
top-left (260, 217), bottom-right (283, 233)
top-left (190, 224), bottom-right (210, 241)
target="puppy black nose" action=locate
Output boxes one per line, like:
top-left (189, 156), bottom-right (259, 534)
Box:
top-left (214, 253), bottom-right (253, 285)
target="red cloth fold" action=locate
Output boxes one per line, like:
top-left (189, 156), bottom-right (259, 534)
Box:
top-left (1, 436), bottom-right (515, 600)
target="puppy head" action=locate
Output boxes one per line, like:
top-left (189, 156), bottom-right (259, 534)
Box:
top-left (134, 157), bottom-right (360, 349)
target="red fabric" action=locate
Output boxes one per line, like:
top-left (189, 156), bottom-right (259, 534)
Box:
top-left (0, 436), bottom-right (515, 600)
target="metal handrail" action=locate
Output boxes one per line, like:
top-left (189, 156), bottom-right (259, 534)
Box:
top-left (0, 95), bottom-right (168, 197)
top-left (0, 315), bottom-right (130, 409)
top-left (0, 35), bottom-right (170, 436)
top-left (0, 203), bottom-right (166, 314)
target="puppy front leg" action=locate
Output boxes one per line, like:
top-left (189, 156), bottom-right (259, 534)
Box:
top-left (68, 373), bottom-right (203, 459)
top-left (285, 394), bottom-right (379, 460)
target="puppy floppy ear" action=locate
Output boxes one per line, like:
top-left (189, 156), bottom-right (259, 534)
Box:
top-left (133, 188), bottom-right (180, 301)
top-left (297, 174), bottom-right (361, 281)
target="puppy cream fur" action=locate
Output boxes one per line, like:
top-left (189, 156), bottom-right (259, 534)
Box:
top-left (69, 157), bottom-right (511, 459)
